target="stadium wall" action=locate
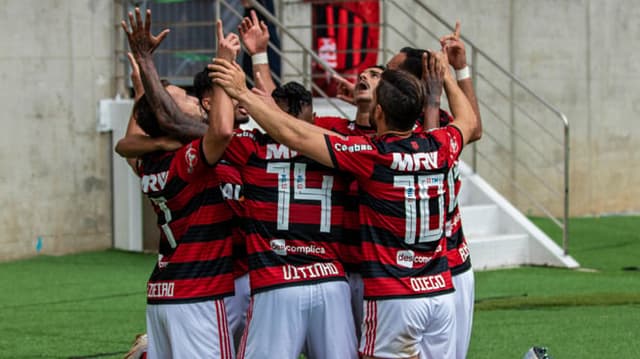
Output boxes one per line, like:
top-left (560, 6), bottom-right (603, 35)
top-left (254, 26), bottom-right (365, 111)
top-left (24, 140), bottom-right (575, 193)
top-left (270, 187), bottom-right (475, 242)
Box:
top-left (281, 0), bottom-right (639, 217)
top-left (384, 0), bottom-right (640, 216)
top-left (0, 0), bottom-right (115, 261)
top-left (1, 0), bottom-right (637, 261)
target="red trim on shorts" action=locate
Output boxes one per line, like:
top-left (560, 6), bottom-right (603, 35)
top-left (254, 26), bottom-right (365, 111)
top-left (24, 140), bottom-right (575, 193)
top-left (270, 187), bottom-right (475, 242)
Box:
top-left (220, 300), bottom-right (232, 359)
top-left (363, 301), bottom-right (377, 356)
top-left (237, 296), bottom-right (254, 359)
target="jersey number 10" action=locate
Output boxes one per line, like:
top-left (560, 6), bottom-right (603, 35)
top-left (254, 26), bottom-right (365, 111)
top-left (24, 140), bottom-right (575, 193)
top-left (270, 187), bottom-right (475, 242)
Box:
top-left (394, 174), bottom-right (445, 244)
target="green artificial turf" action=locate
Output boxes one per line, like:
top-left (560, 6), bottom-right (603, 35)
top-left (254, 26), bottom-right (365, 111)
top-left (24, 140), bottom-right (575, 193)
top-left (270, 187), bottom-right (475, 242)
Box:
top-left (0, 216), bottom-right (638, 358)
top-left (0, 250), bottom-right (155, 358)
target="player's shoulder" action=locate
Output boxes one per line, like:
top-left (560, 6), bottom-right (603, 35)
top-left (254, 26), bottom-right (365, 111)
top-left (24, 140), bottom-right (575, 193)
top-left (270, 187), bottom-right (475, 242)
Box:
top-left (315, 115), bottom-right (349, 128)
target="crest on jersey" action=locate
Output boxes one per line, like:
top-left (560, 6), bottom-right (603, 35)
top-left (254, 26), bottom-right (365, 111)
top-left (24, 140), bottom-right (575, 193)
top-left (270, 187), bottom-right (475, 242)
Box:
top-left (185, 145), bottom-right (198, 174)
top-left (411, 141), bottom-right (419, 150)
top-left (450, 136), bottom-right (459, 155)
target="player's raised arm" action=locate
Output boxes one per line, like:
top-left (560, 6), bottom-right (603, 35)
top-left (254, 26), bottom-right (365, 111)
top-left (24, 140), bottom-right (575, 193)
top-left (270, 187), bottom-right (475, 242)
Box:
top-left (443, 48), bottom-right (478, 148)
top-left (210, 59), bottom-right (338, 168)
top-left (121, 7), bottom-right (206, 142)
top-left (441, 21), bottom-right (482, 142)
top-left (202, 21), bottom-right (239, 165)
top-left (238, 10), bottom-right (276, 95)
top-left (115, 52), bottom-right (181, 166)
top-left (422, 51), bottom-right (445, 131)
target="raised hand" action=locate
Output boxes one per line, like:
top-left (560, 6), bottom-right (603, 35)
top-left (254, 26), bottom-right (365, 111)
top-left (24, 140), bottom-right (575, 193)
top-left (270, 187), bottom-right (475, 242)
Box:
top-left (439, 21), bottom-right (467, 70)
top-left (422, 50), bottom-right (448, 103)
top-left (333, 74), bottom-right (356, 105)
top-left (238, 10), bottom-right (269, 56)
top-left (208, 58), bottom-right (249, 100)
top-left (126, 52), bottom-right (144, 100)
top-left (216, 20), bottom-right (241, 62)
top-left (251, 76), bottom-right (278, 108)
top-left (121, 7), bottom-right (170, 59)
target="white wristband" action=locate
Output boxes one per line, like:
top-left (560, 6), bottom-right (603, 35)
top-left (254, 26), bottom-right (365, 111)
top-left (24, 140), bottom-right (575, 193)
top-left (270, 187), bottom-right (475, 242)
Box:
top-left (251, 52), bottom-right (268, 65)
top-left (455, 66), bottom-right (470, 81)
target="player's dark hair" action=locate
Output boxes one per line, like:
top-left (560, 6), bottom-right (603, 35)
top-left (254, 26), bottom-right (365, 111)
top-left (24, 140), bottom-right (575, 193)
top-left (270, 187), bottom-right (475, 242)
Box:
top-left (271, 81), bottom-right (312, 117)
top-left (399, 47), bottom-right (429, 79)
top-left (192, 67), bottom-right (213, 108)
top-left (134, 94), bottom-right (168, 138)
top-left (375, 70), bottom-right (425, 131)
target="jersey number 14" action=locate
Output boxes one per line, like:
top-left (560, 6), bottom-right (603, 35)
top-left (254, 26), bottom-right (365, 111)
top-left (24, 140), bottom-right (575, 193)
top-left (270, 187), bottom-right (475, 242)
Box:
top-left (267, 162), bottom-right (334, 233)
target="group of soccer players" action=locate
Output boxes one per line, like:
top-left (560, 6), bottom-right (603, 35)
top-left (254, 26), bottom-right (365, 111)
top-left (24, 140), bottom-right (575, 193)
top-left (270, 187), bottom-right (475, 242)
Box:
top-left (117, 7), bottom-right (481, 359)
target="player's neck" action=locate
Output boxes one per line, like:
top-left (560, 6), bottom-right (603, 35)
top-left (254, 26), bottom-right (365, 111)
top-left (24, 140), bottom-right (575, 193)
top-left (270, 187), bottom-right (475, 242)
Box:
top-left (377, 123), bottom-right (412, 138)
top-left (379, 129), bottom-right (412, 137)
top-left (354, 109), bottom-right (371, 127)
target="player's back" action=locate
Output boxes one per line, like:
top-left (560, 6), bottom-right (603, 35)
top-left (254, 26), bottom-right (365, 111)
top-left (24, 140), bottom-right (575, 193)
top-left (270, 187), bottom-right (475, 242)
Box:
top-left (325, 126), bottom-right (463, 299)
top-left (138, 140), bottom-right (234, 304)
top-left (224, 129), bottom-right (349, 294)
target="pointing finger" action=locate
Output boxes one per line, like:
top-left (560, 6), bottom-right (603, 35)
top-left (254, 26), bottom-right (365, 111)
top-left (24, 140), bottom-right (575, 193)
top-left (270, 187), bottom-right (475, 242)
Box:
top-left (216, 20), bottom-right (224, 43)
top-left (250, 10), bottom-right (259, 26)
top-left (454, 21), bottom-right (461, 39)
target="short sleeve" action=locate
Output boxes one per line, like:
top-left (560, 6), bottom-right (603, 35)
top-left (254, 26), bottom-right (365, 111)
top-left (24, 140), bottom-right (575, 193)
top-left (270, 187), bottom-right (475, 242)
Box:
top-left (170, 138), bottom-right (211, 182)
top-left (324, 134), bottom-right (376, 178)
top-left (223, 129), bottom-right (258, 167)
top-left (430, 125), bottom-right (464, 164)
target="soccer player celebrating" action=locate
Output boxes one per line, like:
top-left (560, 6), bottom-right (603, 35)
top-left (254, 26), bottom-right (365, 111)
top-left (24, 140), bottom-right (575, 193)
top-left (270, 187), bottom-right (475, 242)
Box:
top-left (387, 22), bottom-right (482, 359)
top-left (315, 65), bottom-right (382, 335)
top-left (121, 9), bottom-right (240, 358)
top-left (210, 48), bottom-right (479, 359)
top-left (219, 83), bottom-right (357, 359)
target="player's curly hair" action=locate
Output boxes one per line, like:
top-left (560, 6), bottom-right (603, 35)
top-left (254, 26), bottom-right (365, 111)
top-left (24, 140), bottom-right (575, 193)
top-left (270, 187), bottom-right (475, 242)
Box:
top-left (192, 67), bottom-right (213, 108)
top-left (271, 81), bottom-right (312, 118)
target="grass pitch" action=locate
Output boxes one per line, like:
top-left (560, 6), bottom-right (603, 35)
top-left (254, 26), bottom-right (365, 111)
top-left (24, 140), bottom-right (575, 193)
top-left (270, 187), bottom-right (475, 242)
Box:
top-left (0, 216), bottom-right (638, 358)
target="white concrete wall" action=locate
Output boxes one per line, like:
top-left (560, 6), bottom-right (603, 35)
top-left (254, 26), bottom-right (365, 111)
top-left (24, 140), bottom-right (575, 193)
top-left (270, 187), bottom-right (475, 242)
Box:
top-left (397, 0), bottom-right (640, 216)
top-left (0, 0), bottom-right (115, 260)
top-left (336, 0), bottom-right (640, 216)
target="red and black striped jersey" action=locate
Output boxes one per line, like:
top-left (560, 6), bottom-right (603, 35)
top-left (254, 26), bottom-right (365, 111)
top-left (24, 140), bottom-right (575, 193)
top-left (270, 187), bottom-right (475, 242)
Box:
top-left (215, 160), bottom-right (249, 278)
top-left (138, 139), bottom-right (234, 304)
top-left (324, 126), bottom-right (463, 299)
top-left (315, 116), bottom-right (375, 272)
top-left (223, 129), bottom-right (348, 294)
top-left (416, 110), bottom-right (472, 274)
top-left (315, 116), bottom-right (376, 137)
top-left (444, 162), bottom-right (470, 274)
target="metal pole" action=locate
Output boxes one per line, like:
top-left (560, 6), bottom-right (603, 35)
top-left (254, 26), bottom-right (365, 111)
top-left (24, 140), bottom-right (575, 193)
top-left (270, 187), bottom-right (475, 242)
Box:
top-left (563, 116), bottom-right (570, 254)
top-left (471, 46), bottom-right (478, 173)
top-left (303, 53), bottom-right (309, 88)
